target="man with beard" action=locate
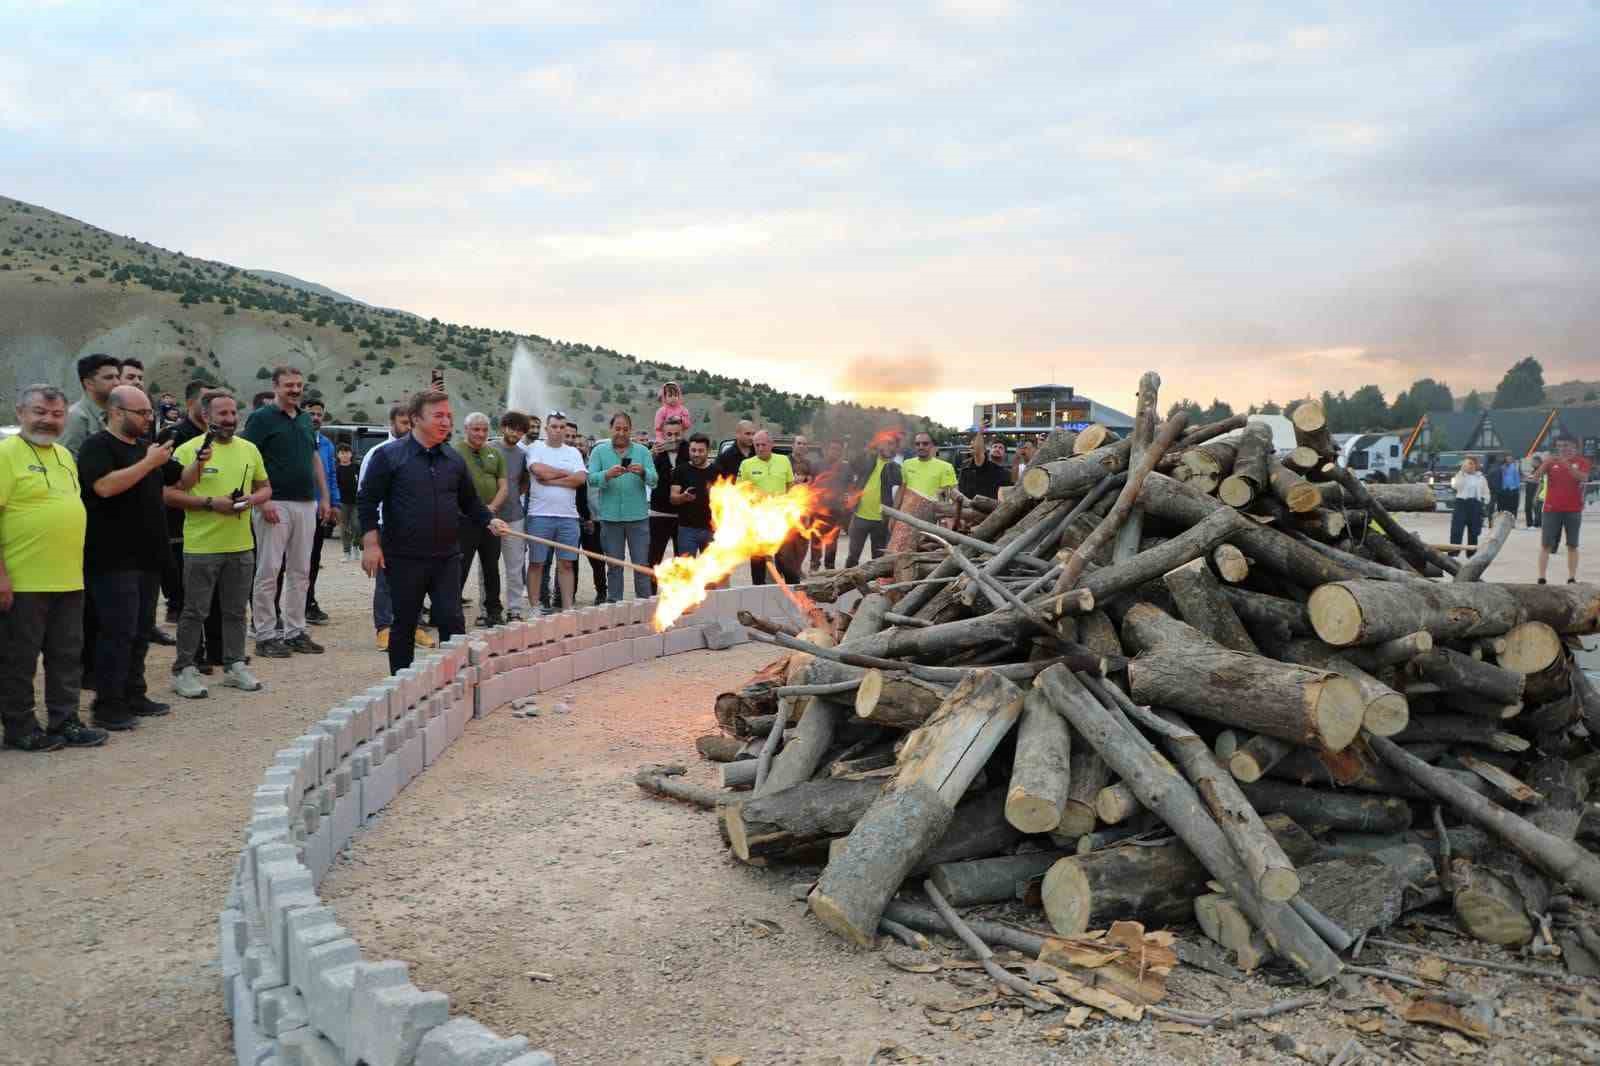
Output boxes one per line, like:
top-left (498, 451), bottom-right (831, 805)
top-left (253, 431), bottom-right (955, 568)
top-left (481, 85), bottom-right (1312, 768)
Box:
top-left (670, 433), bottom-right (717, 558)
top-left (717, 419), bottom-right (757, 480)
top-left (167, 392), bottom-right (272, 699)
top-left (455, 412), bottom-right (507, 626)
top-left (737, 430), bottom-right (800, 584)
top-left (119, 357), bottom-right (146, 393)
top-left (647, 416), bottom-right (690, 585)
top-left (808, 439), bottom-right (850, 573)
top-left (588, 412), bottom-right (657, 601)
top-left (491, 411), bottom-right (532, 620)
top-left (77, 386), bottom-right (190, 729)
top-left (844, 434), bottom-right (902, 567)
top-left (61, 353), bottom-right (122, 457)
top-left (0, 385), bottom-right (102, 751)
top-left (958, 432), bottom-right (1011, 501)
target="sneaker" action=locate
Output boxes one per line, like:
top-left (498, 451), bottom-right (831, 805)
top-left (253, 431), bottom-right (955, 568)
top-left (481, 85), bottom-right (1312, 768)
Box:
top-left (376, 627), bottom-right (390, 651)
top-left (224, 662), bottom-right (262, 691)
top-left (256, 638), bottom-right (293, 659)
top-left (129, 696), bottom-right (173, 717)
top-left (306, 605), bottom-right (330, 625)
top-left (506, 609), bottom-right (524, 622)
top-left (53, 719), bottom-right (109, 747)
top-left (486, 611), bottom-right (505, 627)
top-left (414, 628), bottom-right (437, 648)
top-left (4, 728), bottom-right (66, 753)
top-left (284, 634), bottom-right (325, 654)
top-left (476, 613), bottom-right (491, 627)
top-left (91, 710), bottom-right (137, 732)
top-left (146, 627), bottom-right (177, 647)
top-left (173, 666), bottom-right (209, 699)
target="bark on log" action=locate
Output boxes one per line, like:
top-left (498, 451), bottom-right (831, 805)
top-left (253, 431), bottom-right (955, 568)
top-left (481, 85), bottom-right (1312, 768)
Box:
top-left (1221, 586), bottom-right (1312, 635)
top-left (1364, 482), bottom-right (1438, 511)
top-left (1163, 557), bottom-right (1259, 653)
top-left (1239, 779), bottom-right (1413, 833)
top-left (1453, 511), bottom-right (1516, 582)
top-left (824, 788), bottom-right (1025, 873)
top-left (1061, 734), bottom-right (1109, 837)
top-left (1006, 685), bottom-right (1074, 833)
top-left (1368, 735), bottom-right (1600, 909)
top-left (634, 764), bottom-right (726, 809)
top-left (1218, 423), bottom-right (1273, 509)
top-left (1137, 473), bottom-right (1362, 585)
top-left (722, 777), bottom-right (885, 862)
top-left (1272, 638), bottom-right (1409, 737)
top-left (1339, 631), bottom-right (1433, 671)
top-left (721, 758), bottom-right (758, 789)
top-left (1042, 506), bottom-right (1243, 620)
top-left (1181, 440), bottom-right (1238, 481)
top-left (1263, 738), bottom-right (1491, 801)
top-left (1111, 371), bottom-right (1162, 563)
top-left (1283, 445), bottom-right (1322, 475)
top-left (853, 670), bottom-right (954, 730)
top-left (1123, 604), bottom-right (1365, 752)
top-left (895, 486), bottom-right (1043, 618)
top-left (928, 849), bottom-right (1074, 906)
top-left (1267, 457), bottom-right (1323, 514)
top-left (1022, 440), bottom-right (1134, 500)
top-left (809, 671), bottom-right (1025, 946)
top-left (1408, 647), bottom-right (1526, 706)
top-left (1291, 400), bottom-right (1338, 462)
top-left (760, 697), bottom-right (847, 796)
top-left (1039, 811), bottom-right (1317, 935)
top-left (696, 734), bottom-right (749, 762)
top-left (1395, 714), bottom-right (1530, 753)
top-left (1326, 464), bottom-right (1460, 576)
top-left (1309, 580), bottom-right (1600, 647)
top-left (1228, 733), bottom-right (1295, 783)
top-left (1036, 665), bottom-right (1342, 983)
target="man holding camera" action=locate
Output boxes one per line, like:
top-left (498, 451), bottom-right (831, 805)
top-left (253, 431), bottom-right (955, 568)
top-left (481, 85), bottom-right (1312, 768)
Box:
top-left (166, 392), bottom-right (273, 699)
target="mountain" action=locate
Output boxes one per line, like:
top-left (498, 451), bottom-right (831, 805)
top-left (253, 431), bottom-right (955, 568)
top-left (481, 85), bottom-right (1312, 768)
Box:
top-left (0, 195), bottom-right (953, 443)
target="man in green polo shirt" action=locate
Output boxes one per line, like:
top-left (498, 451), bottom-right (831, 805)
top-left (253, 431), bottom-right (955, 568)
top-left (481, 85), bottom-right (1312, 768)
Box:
top-left (901, 432), bottom-right (960, 504)
top-left (738, 430), bottom-right (801, 584)
top-left (454, 412), bottom-right (507, 626)
top-left (241, 366), bottom-right (333, 658)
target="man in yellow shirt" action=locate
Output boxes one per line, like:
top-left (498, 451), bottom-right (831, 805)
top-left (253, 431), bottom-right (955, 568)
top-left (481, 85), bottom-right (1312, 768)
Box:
top-left (737, 430), bottom-right (801, 583)
top-left (0, 385), bottom-right (100, 751)
top-left (844, 435), bottom-right (903, 567)
top-left (165, 391), bottom-right (273, 699)
top-left (901, 432), bottom-right (960, 504)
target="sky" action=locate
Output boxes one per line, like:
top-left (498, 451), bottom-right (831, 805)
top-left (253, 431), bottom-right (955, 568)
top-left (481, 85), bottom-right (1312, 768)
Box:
top-left (4, 1), bottom-right (1599, 426)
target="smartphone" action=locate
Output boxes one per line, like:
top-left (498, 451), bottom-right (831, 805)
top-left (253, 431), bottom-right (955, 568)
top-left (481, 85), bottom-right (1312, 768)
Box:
top-left (430, 367), bottom-right (445, 390)
top-left (200, 429), bottom-right (217, 454)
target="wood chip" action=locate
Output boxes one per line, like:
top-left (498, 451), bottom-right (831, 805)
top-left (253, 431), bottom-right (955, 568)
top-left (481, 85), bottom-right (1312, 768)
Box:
top-left (1439, 1032), bottom-right (1479, 1054)
top-left (1413, 956), bottom-right (1448, 983)
top-left (740, 916), bottom-right (782, 936)
top-left (886, 957), bottom-right (942, 974)
top-left (1401, 998), bottom-right (1491, 1039)
top-left (1156, 1022), bottom-right (1208, 1035)
top-left (523, 971), bottom-right (555, 983)
top-left (922, 992), bottom-right (999, 1014)
top-left (711, 1056), bottom-right (743, 1066)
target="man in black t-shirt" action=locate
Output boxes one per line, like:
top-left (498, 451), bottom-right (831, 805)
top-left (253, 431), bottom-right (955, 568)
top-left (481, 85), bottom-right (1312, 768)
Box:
top-left (671, 433), bottom-right (717, 557)
top-left (78, 387), bottom-right (197, 730)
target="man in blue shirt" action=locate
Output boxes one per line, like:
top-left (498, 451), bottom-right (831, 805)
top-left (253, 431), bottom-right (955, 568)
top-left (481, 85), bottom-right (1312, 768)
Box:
top-left (358, 391), bottom-right (509, 673)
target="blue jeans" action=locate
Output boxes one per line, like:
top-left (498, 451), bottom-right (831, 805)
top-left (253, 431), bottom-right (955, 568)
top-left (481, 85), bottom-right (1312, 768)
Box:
top-left (526, 515), bottom-right (580, 562)
top-left (600, 519), bottom-right (651, 600)
top-left (373, 567), bottom-right (393, 631)
top-left (677, 525), bottom-right (713, 557)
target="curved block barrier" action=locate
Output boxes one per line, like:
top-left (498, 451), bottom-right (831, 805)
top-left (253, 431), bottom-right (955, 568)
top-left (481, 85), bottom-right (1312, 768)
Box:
top-left (221, 585), bottom-right (806, 1066)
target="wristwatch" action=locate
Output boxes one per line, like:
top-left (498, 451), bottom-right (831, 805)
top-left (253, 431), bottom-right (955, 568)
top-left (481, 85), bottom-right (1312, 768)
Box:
top-left (203, 497), bottom-right (213, 510)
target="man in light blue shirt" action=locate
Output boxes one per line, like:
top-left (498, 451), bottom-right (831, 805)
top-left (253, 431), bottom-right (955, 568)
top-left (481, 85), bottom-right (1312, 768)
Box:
top-left (587, 412), bottom-right (657, 601)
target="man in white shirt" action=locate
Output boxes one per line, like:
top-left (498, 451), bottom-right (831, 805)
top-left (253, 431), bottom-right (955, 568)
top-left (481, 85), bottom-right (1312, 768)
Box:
top-left (524, 412), bottom-right (588, 612)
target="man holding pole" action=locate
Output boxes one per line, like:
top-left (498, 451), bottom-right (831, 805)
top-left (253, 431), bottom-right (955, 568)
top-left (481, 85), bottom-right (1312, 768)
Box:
top-left (522, 411), bottom-right (587, 613)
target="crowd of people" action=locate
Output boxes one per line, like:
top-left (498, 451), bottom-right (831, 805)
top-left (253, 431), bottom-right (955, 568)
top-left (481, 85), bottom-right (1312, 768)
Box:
top-left (0, 357), bottom-right (1026, 755)
top-left (1448, 442), bottom-right (1589, 583)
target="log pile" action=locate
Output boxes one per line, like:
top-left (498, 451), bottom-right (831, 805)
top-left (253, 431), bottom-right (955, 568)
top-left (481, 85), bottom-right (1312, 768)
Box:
top-left (641, 389), bottom-right (1600, 1020)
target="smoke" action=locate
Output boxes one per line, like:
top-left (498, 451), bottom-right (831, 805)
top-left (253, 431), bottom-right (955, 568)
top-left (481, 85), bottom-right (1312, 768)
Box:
top-left (839, 351), bottom-right (946, 397)
top-left (505, 340), bottom-right (549, 419)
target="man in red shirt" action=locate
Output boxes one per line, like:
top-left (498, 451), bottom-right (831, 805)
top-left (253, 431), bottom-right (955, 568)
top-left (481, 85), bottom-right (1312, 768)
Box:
top-left (1534, 434), bottom-right (1591, 584)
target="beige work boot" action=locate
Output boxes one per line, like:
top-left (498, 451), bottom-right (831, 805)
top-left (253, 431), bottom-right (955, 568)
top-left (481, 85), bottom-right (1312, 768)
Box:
top-left (414, 628), bottom-right (437, 647)
top-left (376, 627), bottom-right (390, 651)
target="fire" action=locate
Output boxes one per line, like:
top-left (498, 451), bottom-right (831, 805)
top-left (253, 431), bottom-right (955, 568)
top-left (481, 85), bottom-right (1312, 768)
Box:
top-left (652, 477), bottom-right (822, 631)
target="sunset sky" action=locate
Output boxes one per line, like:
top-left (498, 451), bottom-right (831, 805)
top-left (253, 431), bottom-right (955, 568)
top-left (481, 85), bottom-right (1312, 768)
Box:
top-left (5, 2), bottom-right (1597, 425)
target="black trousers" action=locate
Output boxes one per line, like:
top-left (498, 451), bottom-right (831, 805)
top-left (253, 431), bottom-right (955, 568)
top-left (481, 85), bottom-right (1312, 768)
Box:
top-left (1524, 483), bottom-right (1542, 527)
top-left (647, 516), bottom-right (677, 594)
top-left (88, 569), bottom-right (158, 718)
top-left (807, 519), bottom-right (840, 572)
top-left (1451, 498), bottom-right (1484, 558)
top-left (0, 590), bottom-right (83, 738)
top-left (750, 534), bottom-right (804, 585)
top-left (161, 537), bottom-right (184, 616)
top-left (307, 519), bottom-right (330, 610)
top-left (580, 521), bottom-right (607, 602)
top-left (844, 516), bottom-right (889, 567)
top-left (458, 526), bottom-right (502, 615)
top-left (387, 554), bottom-right (464, 674)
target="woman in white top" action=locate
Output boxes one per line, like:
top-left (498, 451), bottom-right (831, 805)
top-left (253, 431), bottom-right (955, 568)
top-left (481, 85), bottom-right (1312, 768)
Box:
top-left (1450, 455), bottom-right (1492, 557)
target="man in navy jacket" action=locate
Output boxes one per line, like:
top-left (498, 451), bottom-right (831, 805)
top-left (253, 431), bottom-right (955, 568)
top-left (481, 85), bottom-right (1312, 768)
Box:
top-left (358, 391), bottom-right (509, 672)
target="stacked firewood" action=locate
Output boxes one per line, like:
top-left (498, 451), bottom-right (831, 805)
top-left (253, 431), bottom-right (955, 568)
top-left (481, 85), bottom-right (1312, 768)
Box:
top-left (639, 381), bottom-right (1600, 1002)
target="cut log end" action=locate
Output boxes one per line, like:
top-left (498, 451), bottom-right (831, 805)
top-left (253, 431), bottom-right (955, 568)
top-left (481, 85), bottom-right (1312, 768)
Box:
top-left (1213, 544), bottom-right (1250, 583)
top-left (1005, 785), bottom-right (1064, 835)
top-left (1228, 750), bottom-right (1266, 783)
top-left (1291, 401), bottom-right (1327, 434)
top-left (1498, 620), bottom-right (1564, 675)
top-left (1218, 475), bottom-right (1256, 510)
top-left (1310, 675), bottom-right (1365, 751)
top-left (854, 669), bottom-right (885, 720)
top-left (1040, 858), bottom-right (1094, 936)
top-left (1307, 584), bottom-right (1362, 647)
top-left (1284, 483), bottom-right (1323, 514)
top-left (1057, 801), bottom-right (1098, 838)
top-left (1362, 693), bottom-right (1410, 737)
top-left (1022, 466), bottom-right (1052, 499)
top-left (1452, 864), bottom-right (1535, 946)
top-left (722, 805), bottom-right (754, 863)
top-left (1260, 866), bottom-right (1303, 903)
top-left (807, 889), bottom-right (878, 948)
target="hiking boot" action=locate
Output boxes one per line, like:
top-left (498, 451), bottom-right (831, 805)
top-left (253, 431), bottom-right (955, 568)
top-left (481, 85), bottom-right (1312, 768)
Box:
top-left (129, 696), bottom-right (173, 717)
top-left (53, 719), bottom-right (109, 747)
top-left (376, 627), bottom-right (390, 651)
top-left (486, 610), bottom-right (505, 627)
top-left (284, 634), bottom-right (325, 654)
top-left (4, 728), bottom-right (66, 753)
top-left (306, 605), bottom-right (330, 625)
top-left (256, 638), bottom-right (292, 659)
top-left (173, 666), bottom-right (209, 699)
top-left (413, 628), bottom-right (437, 648)
top-left (224, 662), bottom-right (262, 692)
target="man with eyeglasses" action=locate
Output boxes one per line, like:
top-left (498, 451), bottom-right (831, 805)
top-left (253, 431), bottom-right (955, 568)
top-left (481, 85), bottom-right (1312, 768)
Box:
top-left (901, 432), bottom-right (961, 507)
top-left (77, 385), bottom-right (197, 731)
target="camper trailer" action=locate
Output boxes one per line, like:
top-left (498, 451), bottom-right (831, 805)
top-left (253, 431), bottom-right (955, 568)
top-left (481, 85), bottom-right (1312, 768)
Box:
top-left (1337, 432), bottom-right (1405, 482)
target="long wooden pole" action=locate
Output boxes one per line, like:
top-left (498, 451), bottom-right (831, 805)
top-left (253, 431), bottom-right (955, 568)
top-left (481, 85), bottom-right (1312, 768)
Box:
top-left (501, 527), bottom-right (657, 578)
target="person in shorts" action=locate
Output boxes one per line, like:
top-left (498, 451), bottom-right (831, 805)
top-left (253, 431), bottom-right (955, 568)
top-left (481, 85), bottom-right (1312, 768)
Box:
top-left (524, 411), bottom-right (586, 611)
top-left (1534, 434), bottom-right (1590, 584)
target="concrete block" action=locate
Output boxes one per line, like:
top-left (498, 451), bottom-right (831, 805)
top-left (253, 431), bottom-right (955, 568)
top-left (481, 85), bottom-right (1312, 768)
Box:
top-left (573, 606), bottom-right (595, 633)
top-left (302, 941), bottom-right (362, 1048)
top-left (284, 907), bottom-right (340, 991)
top-left (662, 624), bottom-right (706, 655)
top-left (313, 710), bottom-right (354, 761)
top-left (305, 820), bottom-right (333, 884)
top-left (632, 633), bottom-right (663, 662)
top-left (570, 646), bottom-right (605, 680)
top-left (233, 973), bottom-right (270, 1066)
top-left (555, 612), bottom-right (577, 640)
top-left (347, 960), bottom-right (449, 1066)
top-left (401, 733), bottom-right (423, 787)
top-left (601, 639), bottom-right (634, 672)
top-left (703, 618), bottom-right (747, 650)
top-left (332, 783), bottom-right (361, 854)
top-left (501, 1054), bottom-right (557, 1066)
top-left (538, 655), bottom-right (572, 692)
top-left (468, 639), bottom-right (490, 665)
top-left (258, 983), bottom-right (309, 1037)
top-left (415, 1017), bottom-right (530, 1066)
top-left (278, 1028), bottom-right (344, 1066)
top-left (423, 712), bottom-right (450, 767)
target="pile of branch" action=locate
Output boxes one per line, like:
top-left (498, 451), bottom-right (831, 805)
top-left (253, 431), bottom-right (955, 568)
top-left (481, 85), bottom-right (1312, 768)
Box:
top-left (642, 390), bottom-right (1600, 1011)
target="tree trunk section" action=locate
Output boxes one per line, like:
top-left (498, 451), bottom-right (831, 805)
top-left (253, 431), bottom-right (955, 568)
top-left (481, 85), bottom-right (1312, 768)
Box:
top-left (1228, 733), bottom-right (1295, 783)
top-left (1123, 604), bottom-right (1364, 752)
top-left (853, 670), bottom-right (954, 730)
top-left (1291, 400), bottom-right (1337, 461)
top-left (1309, 580), bottom-right (1526, 646)
top-left (1006, 685), bottom-right (1074, 833)
top-left (809, 671), bottom-right (1025, 946)
top-left (1239, 779), bottom-right (1412, 833)
top-left (1163, 557), bottom-right (1259, 653)
top-left (1111, 371), bottom-right (1162, 563)
top-left (1408, 647), bottom-right (1525, 707)
top-left (1395, 714), bottom-right (1529, 753)
top-left (1221, 586), bottom-right (1312, 635)
top-left (928, 849), bottom-right (1074, 906)
top-left (1272, 638), bottom-right (1409, 737)
top-left (1022, 440), bottom-right (1134, 500)
top-left (1218, 423), bottom-right (1273, 509)
top-left (722, 777), bottom-right (885, 863)
top-left (760, 697), bottom-right (847, 796)
top-left (1339, 631), bottom-right (1433, 671)
top-left (1267, 457), bottom-right (1323, 513)
top-left (1212, 544), bottom-right (1250, 583)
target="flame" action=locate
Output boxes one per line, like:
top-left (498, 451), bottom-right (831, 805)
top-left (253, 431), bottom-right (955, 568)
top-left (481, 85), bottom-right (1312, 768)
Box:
top-left (652, 477), bottom-right (824, 631)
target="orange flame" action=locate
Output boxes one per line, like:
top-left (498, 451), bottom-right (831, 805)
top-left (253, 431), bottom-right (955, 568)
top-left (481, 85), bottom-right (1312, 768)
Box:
top-left (652, 477), bottom-right (824, 631)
